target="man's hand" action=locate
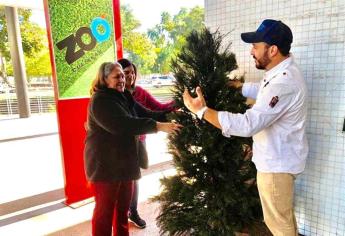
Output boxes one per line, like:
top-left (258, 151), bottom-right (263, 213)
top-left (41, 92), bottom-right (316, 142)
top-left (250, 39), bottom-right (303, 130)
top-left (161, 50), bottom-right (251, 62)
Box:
top-left (183, 86), bottom-right (222, 129)
top-left (227, 80), bottom-right (243, 89)
top-left (183, 86), bottom-right (206, 114)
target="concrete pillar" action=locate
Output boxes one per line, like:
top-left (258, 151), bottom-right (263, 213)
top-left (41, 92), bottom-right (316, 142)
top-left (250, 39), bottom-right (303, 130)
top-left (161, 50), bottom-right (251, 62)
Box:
top-left (5, 6), bottom-right (30, 118)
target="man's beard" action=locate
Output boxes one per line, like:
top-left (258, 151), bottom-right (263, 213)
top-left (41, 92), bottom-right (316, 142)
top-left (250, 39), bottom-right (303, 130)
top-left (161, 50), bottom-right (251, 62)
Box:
top-left (254, 51), bottom-right (271, 70)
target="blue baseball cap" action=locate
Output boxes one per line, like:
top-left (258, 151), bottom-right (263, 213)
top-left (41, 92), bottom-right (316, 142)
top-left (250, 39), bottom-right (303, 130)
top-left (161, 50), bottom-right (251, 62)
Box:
top-left (241, 19), bottom-right (293, 48)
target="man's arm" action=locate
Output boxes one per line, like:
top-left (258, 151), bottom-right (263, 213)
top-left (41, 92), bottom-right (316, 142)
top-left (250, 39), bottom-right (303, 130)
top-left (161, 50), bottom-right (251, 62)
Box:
top-left (243, 82), bottom-right (260, 99)
top-left (183, 84), bottom-right (295, 138)
top-left (201, 107), bottom-right (221, 129)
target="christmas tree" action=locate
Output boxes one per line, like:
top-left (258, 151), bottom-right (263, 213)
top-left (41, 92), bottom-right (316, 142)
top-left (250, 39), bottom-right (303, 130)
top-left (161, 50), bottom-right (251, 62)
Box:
top-left (154, 28), bottom-right (264, 235)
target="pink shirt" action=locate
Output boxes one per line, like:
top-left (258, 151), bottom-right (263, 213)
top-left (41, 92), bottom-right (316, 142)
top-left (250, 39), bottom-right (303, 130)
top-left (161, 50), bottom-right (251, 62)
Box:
top-left (133, 86), bottom-right (174, 111)
top-left (133, 86), bottom-right (175, 141)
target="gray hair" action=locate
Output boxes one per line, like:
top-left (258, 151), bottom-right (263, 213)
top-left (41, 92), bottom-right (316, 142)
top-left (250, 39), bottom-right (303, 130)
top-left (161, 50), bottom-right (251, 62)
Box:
top-left (90, 62), bottom-right (123, 95)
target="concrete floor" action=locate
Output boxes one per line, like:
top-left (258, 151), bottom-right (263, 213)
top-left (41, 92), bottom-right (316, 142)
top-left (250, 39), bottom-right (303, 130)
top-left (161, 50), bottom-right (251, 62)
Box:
top-left (0, 113), bottom-right (174, 236)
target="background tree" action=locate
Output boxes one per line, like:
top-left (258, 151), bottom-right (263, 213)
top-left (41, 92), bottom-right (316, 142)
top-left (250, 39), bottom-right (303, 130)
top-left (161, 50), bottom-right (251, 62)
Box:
top-left (24, 47), bottom-right (51, 78)
top-left (0, 7), bottom-right (51, 84)
top-left (148, 6), bottom-right (204, 74)
top-left (154, 28), bottom-right (264, 235)
top-left (121, 5), bottom-right (156, 74)
top-left (120, 5), bottom-right (204, 75)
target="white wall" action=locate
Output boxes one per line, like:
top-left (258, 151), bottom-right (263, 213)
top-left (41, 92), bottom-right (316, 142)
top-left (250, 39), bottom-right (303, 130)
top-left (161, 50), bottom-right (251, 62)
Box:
top-left (204, 0), bottom-right (345, 235)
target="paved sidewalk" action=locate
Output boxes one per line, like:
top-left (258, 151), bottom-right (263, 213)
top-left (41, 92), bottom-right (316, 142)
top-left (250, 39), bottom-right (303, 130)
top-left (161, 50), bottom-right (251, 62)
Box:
top-left (0, 168), bottom-right (175, 236)
top-left (0, 114), bottom-right (62, 205)
top-left (0, 113), bottom-right (59, 140)
top-left (0, 113), bottom-right (174, 236)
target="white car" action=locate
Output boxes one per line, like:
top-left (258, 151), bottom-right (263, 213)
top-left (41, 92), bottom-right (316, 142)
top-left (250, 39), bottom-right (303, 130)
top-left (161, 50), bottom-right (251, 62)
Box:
top-left (0, 83), bottom-right (14, 93)
top-left (152, 75), bottom-right (175, 88)
top-left (0, 83), bottom-right (5, 93)
top-left (136, 78), bottom-right (151, 88)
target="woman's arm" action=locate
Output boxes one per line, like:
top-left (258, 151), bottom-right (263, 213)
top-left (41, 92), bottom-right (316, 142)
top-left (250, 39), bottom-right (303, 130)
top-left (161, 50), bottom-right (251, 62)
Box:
top-left (134, 101), bottom-right (168, 122)
top-left (90, 95), bottom-right (158, 136)
top-left (134, 86), bottom-right (175, 112)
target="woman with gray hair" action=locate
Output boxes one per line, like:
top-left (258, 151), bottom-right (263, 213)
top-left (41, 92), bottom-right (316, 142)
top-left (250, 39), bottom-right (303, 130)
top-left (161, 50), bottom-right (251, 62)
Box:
top-left (84, 62), bottom-right (181, 236)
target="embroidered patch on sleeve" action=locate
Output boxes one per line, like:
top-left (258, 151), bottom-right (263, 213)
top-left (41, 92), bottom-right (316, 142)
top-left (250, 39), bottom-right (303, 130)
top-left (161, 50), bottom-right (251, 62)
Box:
top-left (269, 96), bottom-right (279, 108)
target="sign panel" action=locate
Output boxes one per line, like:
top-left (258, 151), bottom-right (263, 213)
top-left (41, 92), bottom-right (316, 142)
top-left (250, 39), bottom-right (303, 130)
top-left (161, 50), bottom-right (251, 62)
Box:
top-left (47, 0), bottom-right (116, 98)
top-left (44, 0), bottom-right (122, 205)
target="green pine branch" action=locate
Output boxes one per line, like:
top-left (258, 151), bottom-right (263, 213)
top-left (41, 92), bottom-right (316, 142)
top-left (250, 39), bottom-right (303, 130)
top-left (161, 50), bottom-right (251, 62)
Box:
top-left (154, 28), bottom-right (264, 236)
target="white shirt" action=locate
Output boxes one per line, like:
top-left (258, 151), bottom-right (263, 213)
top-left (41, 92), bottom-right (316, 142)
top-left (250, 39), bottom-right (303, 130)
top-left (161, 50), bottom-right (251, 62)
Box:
top-left (218, 56), bottom-right (308, 174)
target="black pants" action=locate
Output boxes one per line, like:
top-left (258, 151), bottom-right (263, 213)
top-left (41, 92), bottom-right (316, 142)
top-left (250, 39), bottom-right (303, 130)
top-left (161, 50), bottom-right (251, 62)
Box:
top-left (129, 180), bottom-right (139, 215)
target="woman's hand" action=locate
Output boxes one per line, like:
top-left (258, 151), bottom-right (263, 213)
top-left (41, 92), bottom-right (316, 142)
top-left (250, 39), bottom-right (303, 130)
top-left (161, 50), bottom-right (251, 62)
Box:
top-left (156, 122), bottom-right (182, 134)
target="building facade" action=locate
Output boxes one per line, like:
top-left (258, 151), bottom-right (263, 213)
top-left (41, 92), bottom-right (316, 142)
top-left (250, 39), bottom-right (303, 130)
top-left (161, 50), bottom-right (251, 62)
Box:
top-left (205, 0), bottom-right (345, 235)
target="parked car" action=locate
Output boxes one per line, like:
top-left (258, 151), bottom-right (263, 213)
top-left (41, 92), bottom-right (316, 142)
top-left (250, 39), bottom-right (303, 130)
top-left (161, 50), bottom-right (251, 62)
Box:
top-left (0, 83), bottom-right (5, 93)
top-left (136, 78), bottom-right (151, 88)
top-left (29, 77), bottom-right (53, 88)
top-left (0, 83), bottom-right (15, 93)
top-left (152, 75), bottom-right (175, 88)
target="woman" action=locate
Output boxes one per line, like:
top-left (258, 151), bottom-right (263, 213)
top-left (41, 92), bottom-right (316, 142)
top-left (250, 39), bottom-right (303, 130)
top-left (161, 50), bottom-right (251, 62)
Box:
top-left (84, 62), bottom-right (181, 236)
top-left (117, 58), bottom-right (175, 229)
top-left (118, 59), bottom-right (175, 112)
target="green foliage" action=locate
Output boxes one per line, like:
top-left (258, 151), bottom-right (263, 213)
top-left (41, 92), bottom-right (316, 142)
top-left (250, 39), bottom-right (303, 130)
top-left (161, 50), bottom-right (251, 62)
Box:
top-left (0, 7), bottom-right (50, 79)
top-left (148, 6), bottom-right (204, 74)
top-left (120, 5), bottom-right (204, 75)
top-left (120, 4), bottom-right (140, 35)
top-left (19, 14), bottom-right (45, 58)
top-left (0, 7), bottom-right (44, 59)
top-left (124, 32), bottom-right (156, 74)
top-left (48, 0), bottom-right (115, 97)
top-left (154, 28), bottom-right (263, 235)
top-left (121, 5), bottom-right (156, 74)
top-left (7, 44), bottom-right (52, 78)
top-left (24, 47), bottom-right (52, 78)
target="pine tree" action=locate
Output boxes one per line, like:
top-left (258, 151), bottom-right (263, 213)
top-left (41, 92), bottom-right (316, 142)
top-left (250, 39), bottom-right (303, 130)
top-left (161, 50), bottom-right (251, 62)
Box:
top-left (154, 28), bottom-right (264, 235)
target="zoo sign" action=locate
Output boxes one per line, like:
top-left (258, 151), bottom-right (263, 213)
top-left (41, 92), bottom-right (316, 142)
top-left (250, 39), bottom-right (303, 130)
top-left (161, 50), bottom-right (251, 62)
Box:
top-left (56, 17), bottom-right (111, 64)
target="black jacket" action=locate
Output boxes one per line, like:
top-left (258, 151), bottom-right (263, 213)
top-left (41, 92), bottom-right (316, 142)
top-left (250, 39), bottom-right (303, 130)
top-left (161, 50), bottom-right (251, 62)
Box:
top-left (84, 88), bottom-right (167, 182)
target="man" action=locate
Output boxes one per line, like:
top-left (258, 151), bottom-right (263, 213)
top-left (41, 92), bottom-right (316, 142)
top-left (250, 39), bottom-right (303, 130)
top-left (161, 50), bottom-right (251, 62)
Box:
top-left (183, 19), bottom-right (308, 235)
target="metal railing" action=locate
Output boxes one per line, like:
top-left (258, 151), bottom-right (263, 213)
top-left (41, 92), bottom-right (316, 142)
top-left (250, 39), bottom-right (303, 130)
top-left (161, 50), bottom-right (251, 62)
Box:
top-left (0, 86), bottom-right (174, 120)
top-left (0, 88), bottom-right (56, 119)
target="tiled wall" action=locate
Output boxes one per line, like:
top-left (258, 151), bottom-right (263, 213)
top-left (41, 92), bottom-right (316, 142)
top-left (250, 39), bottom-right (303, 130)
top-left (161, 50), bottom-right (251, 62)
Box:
top-left (204, 0), bottom-right (345, 235)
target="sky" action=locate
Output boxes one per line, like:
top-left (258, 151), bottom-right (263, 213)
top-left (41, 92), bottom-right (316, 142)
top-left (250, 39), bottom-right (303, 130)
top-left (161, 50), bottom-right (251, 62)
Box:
top-left (121, 0), bottom-right (203, 32)
top-left (30, 0), bottom-right (204, 31)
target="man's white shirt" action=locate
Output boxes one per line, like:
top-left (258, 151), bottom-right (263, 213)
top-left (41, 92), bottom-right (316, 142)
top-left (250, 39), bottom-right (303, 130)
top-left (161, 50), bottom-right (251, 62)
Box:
top-left (218, 56), bottom-right (308, 174)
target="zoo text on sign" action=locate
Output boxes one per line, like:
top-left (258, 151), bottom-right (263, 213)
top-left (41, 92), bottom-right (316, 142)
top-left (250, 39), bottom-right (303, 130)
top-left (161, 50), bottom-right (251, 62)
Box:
top-left (56, 17), bottom-right (111, 65)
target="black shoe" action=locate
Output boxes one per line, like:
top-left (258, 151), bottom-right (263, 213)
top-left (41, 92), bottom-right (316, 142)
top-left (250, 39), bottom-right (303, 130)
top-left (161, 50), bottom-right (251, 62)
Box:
top-left (129, 212), bottom-right (146, 229)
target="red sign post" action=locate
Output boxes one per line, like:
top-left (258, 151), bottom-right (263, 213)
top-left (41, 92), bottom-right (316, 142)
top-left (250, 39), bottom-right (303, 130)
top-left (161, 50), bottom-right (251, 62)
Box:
top-left (44, 0), bottom-right (123, 205)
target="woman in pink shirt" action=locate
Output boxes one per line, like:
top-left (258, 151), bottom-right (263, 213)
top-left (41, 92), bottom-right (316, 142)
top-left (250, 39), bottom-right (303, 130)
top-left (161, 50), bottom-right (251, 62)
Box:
top-left (117, 58), bottom-right (175, 229)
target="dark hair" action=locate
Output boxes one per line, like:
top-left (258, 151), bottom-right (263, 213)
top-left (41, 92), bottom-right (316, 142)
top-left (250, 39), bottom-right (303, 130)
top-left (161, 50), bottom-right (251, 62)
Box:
top-left (277, 44), bottom-right (291, 56)
top-left (90, 62), bottom-right (122, 95)
top-left (117, 58), bottom-right (138, 88)
top-left (132, 63), bottom-right (137, 76)
top-left (265, 43), bottom-right (291, 57)
top-left (117, 58), bottom-right (132, 69)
